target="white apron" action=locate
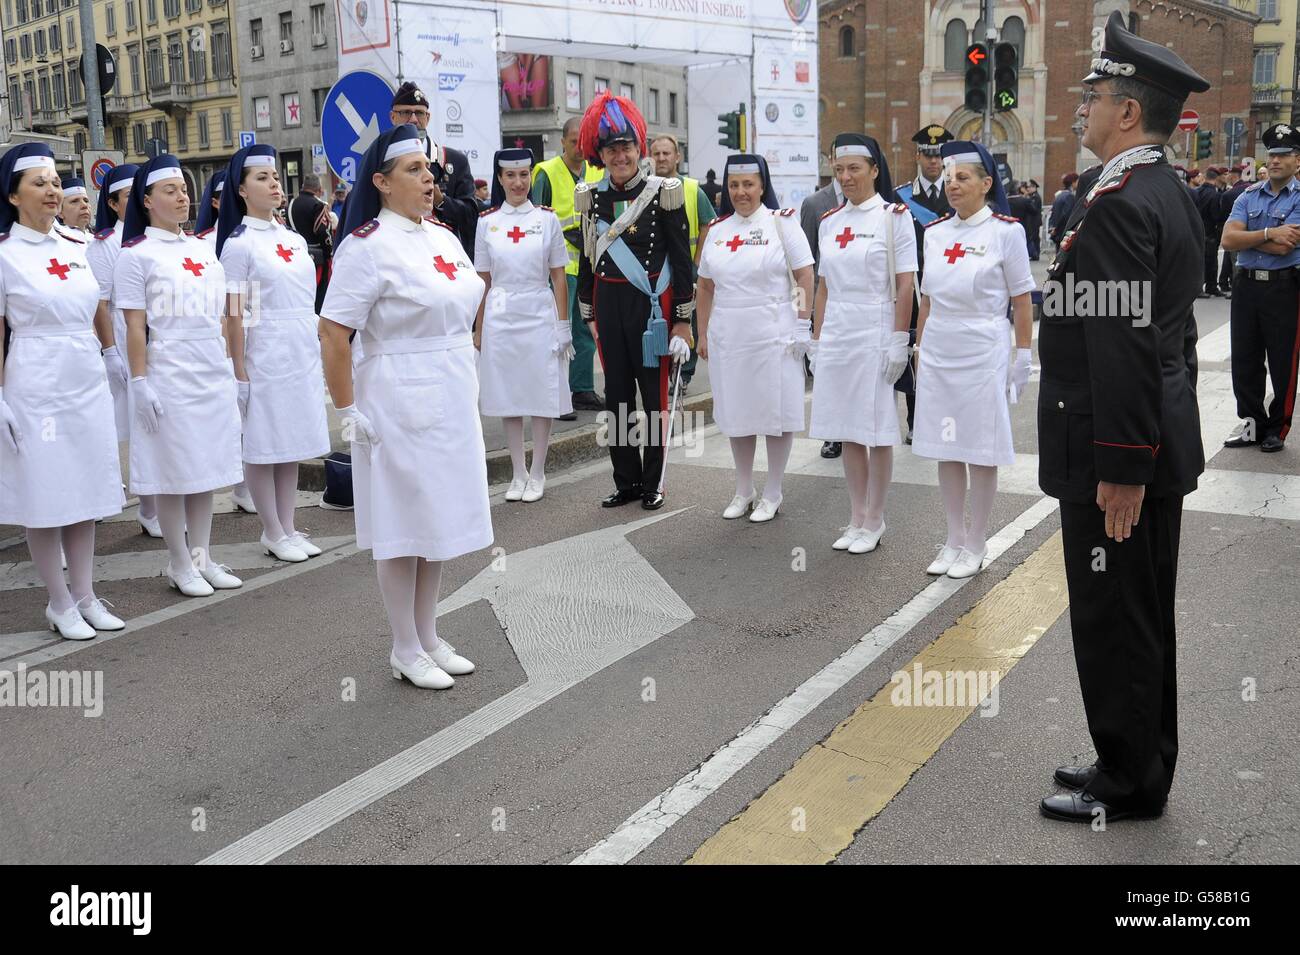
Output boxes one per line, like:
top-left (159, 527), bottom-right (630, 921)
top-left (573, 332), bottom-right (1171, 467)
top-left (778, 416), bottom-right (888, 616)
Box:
top-left (114, 226), bottom-right (242, 495)
top-left (474, 201), bottom-right (571, 418)
top-left (912, 206), bottom-right (1034, 467)
top-left (220, 215), bottom-right (330, 463)
top-left (808, 194), bottom-right (917, 446)
top-left (323, 208), bottom-right (493, 561)
top-left (698, 206), bottom-right (813, 437)
top-left (86, 220), bottom-right (131, 440)
top-left (0, 223), bottom-right (124, 527)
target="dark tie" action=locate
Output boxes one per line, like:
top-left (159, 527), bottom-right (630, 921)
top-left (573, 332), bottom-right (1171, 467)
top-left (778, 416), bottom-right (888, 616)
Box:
top-left (929, 185), bottom-right (938, 202)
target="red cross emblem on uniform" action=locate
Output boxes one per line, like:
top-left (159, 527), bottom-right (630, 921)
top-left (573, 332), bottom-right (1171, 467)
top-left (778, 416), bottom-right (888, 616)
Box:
top-left (506, 226), bottom-right (526, 244)
top-left (834, 227), bottom-right (854, 249)
top-left (275, 244), bottom-right (294, 262)
top-left (943, 243), bottom-right (967, 265)
top-left (182, 257), bottom-right (205, 276)
top-left (46, 258), bottom-right (71, 280)
top-left (725, 234), bottom-right (745, 252)
top-left (434, 255), bottom-right (457, 280)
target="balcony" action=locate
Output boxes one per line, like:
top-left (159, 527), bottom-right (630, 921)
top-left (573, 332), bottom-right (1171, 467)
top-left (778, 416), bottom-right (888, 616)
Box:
top-left (1253, 84), bottom-right (1283, 106)
top-left (30, 108), bottom-right (63, 132)
top-left (148, 79), bottom-right (195, 113)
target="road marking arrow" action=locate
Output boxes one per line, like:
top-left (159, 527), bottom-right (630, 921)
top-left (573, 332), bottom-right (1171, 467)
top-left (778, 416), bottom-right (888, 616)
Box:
top-left (336, 92), bottom-right (381, 155)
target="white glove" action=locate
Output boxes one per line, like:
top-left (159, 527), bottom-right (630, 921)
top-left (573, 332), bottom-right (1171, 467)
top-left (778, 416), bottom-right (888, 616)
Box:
top-left (237, 380), bottom-right (250, 422)
top-left (788, 322), bottom-right (812, 359)
top-left (1008, 348), bottom-right (1033, 404)
top-left (807, 338), bottom-right (819, 374)
top-left (338, 403), bottom-right (379, 446)
top-left (0, 387), bottom-right (22, 454)
top-left (553, 321), bottom-right (575, 361)
top-left (882, 330), bottom-right (911, 385)
top-left (668, 333), bottom-right (691, 363)
top-left (102, 346), bottom-right (128, 391)
top-left (130, 376), bottom-right (164, 433)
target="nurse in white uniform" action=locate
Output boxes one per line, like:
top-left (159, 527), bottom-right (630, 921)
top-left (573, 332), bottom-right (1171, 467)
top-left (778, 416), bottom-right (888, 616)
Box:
top-left (59, 177), bottom-right (93, 238)
top-left (320, 124), bottom-right (493, 691)
top-left (913, 140), bottom-right (1034, 579)
top-left (696, 152), bottom-right (815, 522)
top-left (809, 133), bottom-right (917, 553)
top-left (217, 144), bottom-right (330, 561)
top-left (86, 163), bottom-right (161, 535)
top-left (474, 148), bottom-right (571, 503)
top-left (0, 143), bottom-right (126, 640)
top-left (114, 154), bottom-right (245, 597)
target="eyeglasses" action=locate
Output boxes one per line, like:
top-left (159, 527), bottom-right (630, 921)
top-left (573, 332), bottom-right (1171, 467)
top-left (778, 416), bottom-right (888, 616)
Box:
top-left (1079, 90), bottom-right (1131, 108)
top-left (392, 108), bottom-right (430, 121)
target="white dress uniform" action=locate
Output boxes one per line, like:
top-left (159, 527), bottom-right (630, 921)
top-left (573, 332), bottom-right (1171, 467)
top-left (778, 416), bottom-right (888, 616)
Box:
top-left (114, 226), bottom-right (243, 494)
top-left (323, 208), bottom-right (494, 561)
top-left (912, 206), bottom-right (1035, 467)
top-left (0, 223), bottom-right (124, 527)
top-left (809, 193), bottom-right (917, 446)
top-left (474, 200), bottom-right (571, 418)
top-left (219, 215), bottom-right (330, 463)
top-left (85, 220), bottom-right (130, 440)
top-left (698, 205), bottom-right (814, 437)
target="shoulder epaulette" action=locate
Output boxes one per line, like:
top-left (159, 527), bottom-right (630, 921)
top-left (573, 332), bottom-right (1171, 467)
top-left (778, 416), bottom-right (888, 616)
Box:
top-left (924, 212), bottom-right (954, 229)
top-left (94, 227), bottom-right (115, 240)
top-left (659, 176), bottom-right (685, 211)
top-left (1087, 172), bottom-right (1132, 204)
top-left (425, 217), bottom-right (454, 233)
top-left (0, 233), bottom-right (10, 243)
top-left (478, 205), bottom-right (499, 218)
top-left (195, 227), bottom-right (214, 238)
top-left (711, 212), bottom-right (732, 226)
top-left (57, 229), bottom-right (86, 244)
top-left (819, 202), bottom-right (846, 222)
top-left (992, 212), bottom-right (1020, 223)
top-left (778, 208), bottom-right (796, 217)
top-left (537, 204), bottom-right (553, 212)
top-left (1246, 179), bottom-right (1267, 192)
top-left (574, 180), bottom-right (594, 214)
top-left (227, 224), bottom-right (246, 239)
top-left (351, 218), bottom-right (379, 238)
top-left (890, 202), bottom-right (909, 215)
top-left (122, 234), bottom-right (148, 247)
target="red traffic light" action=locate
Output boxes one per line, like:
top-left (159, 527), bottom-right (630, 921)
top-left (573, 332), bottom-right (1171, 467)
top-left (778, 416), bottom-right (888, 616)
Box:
top-left (966, 43), bottom-right (987, 66)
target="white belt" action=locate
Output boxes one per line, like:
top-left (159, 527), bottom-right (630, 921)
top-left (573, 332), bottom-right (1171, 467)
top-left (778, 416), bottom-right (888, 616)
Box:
top-left (492, 285), bottom-right (551, 295)
top-left (248, 307), bottom-right (316, 323)
top-left (148, 326), bottom-right (223, 341)
top-left (8, 326), bottom-right (96, 340)
top-left (829, 291), bottom-right (892, 306)
top-left (719, 294), bottom-right (791, 308)
top-left (928, 311), bottom-right (1005, 323)
top-left (361, 332), bottom-right (473, 357)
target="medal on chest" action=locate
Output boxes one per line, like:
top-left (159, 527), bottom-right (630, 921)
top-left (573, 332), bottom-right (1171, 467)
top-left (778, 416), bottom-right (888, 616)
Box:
top-left (716, 226), bottom-right (769, 253)
top-left (491, 221), bottom-right (543, 244)
top-left (939, 240), bottom-right (988, 264)
top-left (432, 252), bottom-right (472, 280)
top-left (43, 255), bottom-right (90, 283)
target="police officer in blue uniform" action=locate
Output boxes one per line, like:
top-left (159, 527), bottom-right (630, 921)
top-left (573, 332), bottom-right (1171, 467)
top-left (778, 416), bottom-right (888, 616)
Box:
top-left (1221, 123), bottom-right (1300, 453)
top-left (1037, 12), bottom-right (1207, 823)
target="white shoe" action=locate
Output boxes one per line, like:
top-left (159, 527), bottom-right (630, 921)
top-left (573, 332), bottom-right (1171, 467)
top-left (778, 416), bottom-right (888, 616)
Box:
top-left (286, 532), bottom-right (322, 557)
top-left (199, 562), bottom-right (243, 589)
top-left (504, 478), bottom-right (527, 502)
top-left (848, 521), bottom-right (885, 554)
top-left (390, 651), bottom-right (455, 690)
top-left (521, 477), bottom-right (545, 503)
top-left (749, 496), bottom-right (782, 523)
top-left (231, 485), bottom-right (257, 513)
top-left (946, 547), bottom-right (987, 579)
top-left (722, 492), bottom-right (756, 519)
top-left (137, 512), bottom-right (163, 537)
top-left (261, 532), bottom-right (308, 563)
top-left (45, 603), bottom-right (96, 640)
top-left (76, 595), bottom-right (125, 631)
top-left (926, 545), bottom-right (963, 575)
top-left (167, 565), bottom-right (215, 597)
top-left (428, 639), bottom-right (475, 675)
top-left (832, 525), bottom-right (862, 550)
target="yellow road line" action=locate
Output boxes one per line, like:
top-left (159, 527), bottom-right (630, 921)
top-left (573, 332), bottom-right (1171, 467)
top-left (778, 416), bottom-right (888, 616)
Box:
top-left (688, 531), bottom-right (1069, 865)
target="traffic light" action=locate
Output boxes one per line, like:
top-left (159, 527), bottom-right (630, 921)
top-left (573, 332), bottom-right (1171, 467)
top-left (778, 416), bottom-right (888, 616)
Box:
top-left (964, 43), bottom-right (988, 113)
top-left (993, 42), bottom-right (1019, 112)
top-left (1195, 130), bottom-right (1214, 161)
top-left (716, 103), bottom-right (747, 151)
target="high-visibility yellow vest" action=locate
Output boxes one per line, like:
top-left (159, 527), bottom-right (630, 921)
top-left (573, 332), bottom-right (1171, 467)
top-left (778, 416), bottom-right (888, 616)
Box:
top-left (683, 176), bottom-right (702, 258)
top-left (533, 155), bottom-right (604, 276)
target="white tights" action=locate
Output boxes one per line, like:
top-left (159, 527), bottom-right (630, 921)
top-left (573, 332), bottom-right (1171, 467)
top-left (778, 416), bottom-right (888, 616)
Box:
top-left (503, 416), bottom-right (555, 483)
top-left (841, 443), bottom-right (893, 531)
top-left (25, 520), bottom-right (98, 613)
top-left (375, 557), bottom-right (445, 666)
top-left (729, 433), bottom-right (796, 502)
top-left (154, 492), bottom-right (214, 574)
top-left (243, 462), bottom-right (300, 541)
top-left (936, 461), bottom-right (998, 554)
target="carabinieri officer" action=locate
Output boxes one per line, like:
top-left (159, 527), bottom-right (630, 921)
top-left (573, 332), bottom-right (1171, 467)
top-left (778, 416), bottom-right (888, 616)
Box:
top-left (575, 91), bottom-right (694, 510)
top-left (1037, 11), bottom-right (1207, 823)
top-left (1220, 122), bottom-right (1300, 453)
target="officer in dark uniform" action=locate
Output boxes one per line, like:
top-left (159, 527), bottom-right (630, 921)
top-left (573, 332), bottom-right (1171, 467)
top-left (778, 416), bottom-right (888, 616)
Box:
top-left (1037, 11), bottom-right (1207, 823)
top-left (1220, 123), bottom-right (1300, 453)
top-left (575, 92), bottom-right (694, 510)
top-left (893, 125), bottom-right (954, 443)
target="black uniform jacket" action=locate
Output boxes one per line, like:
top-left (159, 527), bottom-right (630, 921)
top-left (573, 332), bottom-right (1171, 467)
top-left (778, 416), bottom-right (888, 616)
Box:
top-left (432, 144), bottom-right (480, 259)
top-left (1037, 152), bottom-right (1205, 502)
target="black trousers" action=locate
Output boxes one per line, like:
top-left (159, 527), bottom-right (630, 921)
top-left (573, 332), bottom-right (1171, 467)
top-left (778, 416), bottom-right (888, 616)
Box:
top-left (1059, 495), bottom-right (1183, 810)
top-left (1218, 249), bottom-right (1235, 293)
top-left (593, 277), bottom-right (670, 493)
top-left (1203, 236), bottom-right (1221, 294)
top-left (1229, 271), bottom-right (1300, 441)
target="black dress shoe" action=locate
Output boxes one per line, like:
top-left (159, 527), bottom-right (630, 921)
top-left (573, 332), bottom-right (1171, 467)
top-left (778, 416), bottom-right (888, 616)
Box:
top-left (1040, 789), bottom-right (1163, 823)
top-left (1223, 434), bottom-right (1258, 448)
top-left (558, 411), bottom-right (578, 421)
top-left (641, 490), bottom-right (665, 510)
top-left (572, 390), bottom-right (605, 411)
top-left (820, 441), bottom-right (842, 459)
top-left (1053, 764), bottom-right (1098, 789)
top-left (1261, 435), bottom-right (1285, 452)
top-left (601, 487), bottom-right (642, 508)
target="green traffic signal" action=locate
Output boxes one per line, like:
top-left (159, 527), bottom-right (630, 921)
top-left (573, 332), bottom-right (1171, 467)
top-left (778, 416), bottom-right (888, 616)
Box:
top-left (1195, 130), bottom-right (1214, 161)
top-left (717, 111), bottom-right (739, 150)
top-left (994, 42), bottom-right (1018, 113)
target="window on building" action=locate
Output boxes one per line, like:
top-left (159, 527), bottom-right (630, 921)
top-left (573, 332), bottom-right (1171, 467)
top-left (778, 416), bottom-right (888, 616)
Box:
top-left (197, 110), bottom-right (209, 147)
top-left (1001, 15), bottom-right (1024, 65)
top-left (37, 73), bottom-right (49, 110)
top-left (189, 36), bottom-right (206, 82)
top-left (312, 86), bottom-right (328, 124)
top-left (943, 19), bottom-right (967, 71)
top-left (52, 66), bottom-right (64, 108)
top-left (311, 4), bottom-right (325, 44)
top-left (647, 87), bottom-right (659, 124)
top-left (175, 115), bottom-right (187, 150)
top-left (282, 91), bottom-right (300, 127)
top-left (133, 121), bottom-right (145, 154)
top-left (249, 18), bottom-right (262, 54)
top-left (49, 23), bottom-right (59, 51)
top-left (1259, 0), bottom-right (1278, 21)
top-left (1254, 48), bottom-right (1278, 86)
top-left (594, 76), bottom-right (608, 93)
top-left (6, 0), bottom-right (14, 25)
top-left (22, 75), bottom-right (34, 114)
top-left (221, 107), bottom-right (232, 144)
top-left (253, 94), bottom-right (269, 129)
top-left (185, 0), bottom-right (201, 12)
top-left (106, 3), bottom-right (116, 36)
top-left (669, 90), bottom-right (678, 126)
top-left (163, 0), bottom-right (179, 18)
top-left (67, 62), bottom-right (80, 101)
top-left (145, 0), bottom-right (156, 24)
top-left (30, 0), bottom-right (38, 16)
top-left (279, 11), bottom-right (293, 49)
top-left (66, 16), bottom-right (74, 48)
top-left (113, 125), bottom-right (126, 153)
top-left (74, 130), bottom-right (85, 154)
top-left (125, 0), bottom-right (136, 30)
top-left (34, 29), bottom-right (44, 56)
top-left (211, 21), bottom-right (232, 77)
top-left (128, 45), bottom-right (140, 91)
top-left (4, 39), bottom-right (14, 63)
top-left (166, 33), bottom-right (183, 83)
top-left (839, 25), bottom-right (854, 58)
top-left (145, 38), bottom-right (164, 87)
top-left (16, 0), bottom-right (26, 23)
top-left (150, 118), bottom-right (166, 145)
top-left (8, 80), bottom-right (22, 119)
top-left (20, 34), bottom-right (30, 59)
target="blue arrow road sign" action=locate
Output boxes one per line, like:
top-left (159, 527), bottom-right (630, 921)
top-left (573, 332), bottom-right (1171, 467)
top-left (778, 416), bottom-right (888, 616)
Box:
top-left (323, 70), bottom-right (395, 185)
